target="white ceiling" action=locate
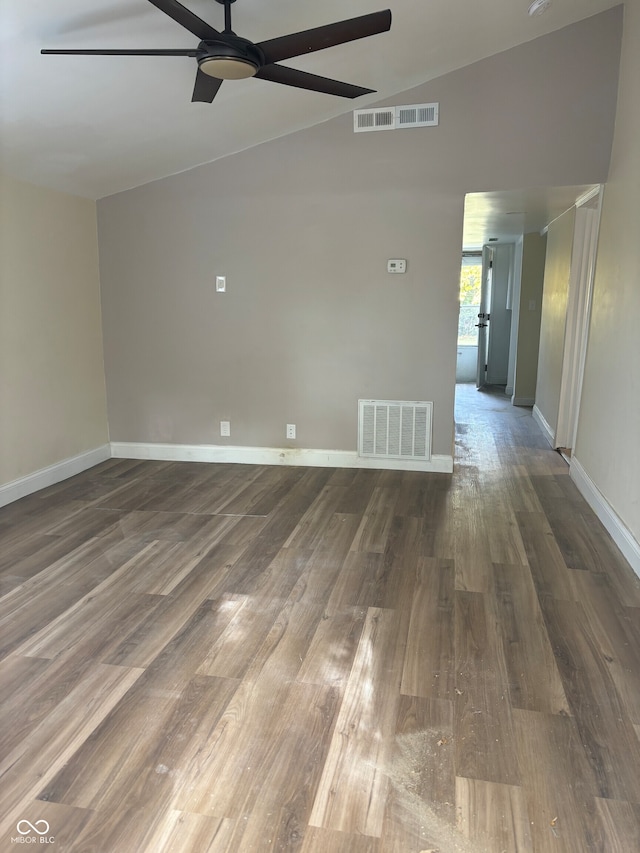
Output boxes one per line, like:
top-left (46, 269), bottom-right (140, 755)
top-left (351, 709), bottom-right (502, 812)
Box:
top-left (462, 185), bottom-right (599, 249)
top-left (1, 0), bottom-right (617, 206)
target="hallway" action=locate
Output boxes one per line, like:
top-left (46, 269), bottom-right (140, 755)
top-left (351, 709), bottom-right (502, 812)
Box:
top-left (452, 383), bottom-right (640, 849)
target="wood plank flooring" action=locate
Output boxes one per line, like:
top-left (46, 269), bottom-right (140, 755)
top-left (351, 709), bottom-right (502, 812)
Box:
top-left (1, 384), bottom-right (640, 852)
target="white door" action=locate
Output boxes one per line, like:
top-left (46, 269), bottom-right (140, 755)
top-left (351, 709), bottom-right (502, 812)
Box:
top-left (476, 247), bottom-right (492, 388)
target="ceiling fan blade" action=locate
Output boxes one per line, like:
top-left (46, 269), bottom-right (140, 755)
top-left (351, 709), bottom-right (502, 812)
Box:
top-left (255, 64), bottom-right (374, 99)
top-left (256, 10), bottom-right (391, 65)
top-left (41, 48), bottom-right (201, 56)
top-left (192, 68), bottom-right (223, 103)
top-left (146, 0), bottom-right (220, 41)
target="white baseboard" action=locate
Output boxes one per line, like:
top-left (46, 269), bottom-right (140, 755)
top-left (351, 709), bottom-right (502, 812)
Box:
top-left (0, 440), bottom-right (454, 510)
top-left (512, 396), bottom-right (535, 407)
top-left (570, 456), bottom-right (640, 578)
top-left (532, 405), bottom-right (555, 447)
top-left (0, 444), bottom-right (111, 509)
top-left (110, 442), bottom-right (454, 474)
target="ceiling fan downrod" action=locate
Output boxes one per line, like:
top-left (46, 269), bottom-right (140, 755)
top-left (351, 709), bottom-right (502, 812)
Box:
top-left (215, 0), bottom-right (235, 35)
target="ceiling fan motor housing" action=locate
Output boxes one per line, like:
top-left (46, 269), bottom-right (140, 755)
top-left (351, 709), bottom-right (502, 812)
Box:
top-left (197, 36), bottom-right (263, 79)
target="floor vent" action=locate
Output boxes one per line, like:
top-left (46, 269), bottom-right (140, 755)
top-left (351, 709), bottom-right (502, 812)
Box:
top-left (358, 400), bottom-right (432, 460)
top-left (354, 103), bottom-right (439, 133)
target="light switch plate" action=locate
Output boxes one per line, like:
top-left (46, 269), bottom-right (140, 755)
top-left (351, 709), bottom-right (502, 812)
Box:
top-left (216, 276), bottom-right (226, 292)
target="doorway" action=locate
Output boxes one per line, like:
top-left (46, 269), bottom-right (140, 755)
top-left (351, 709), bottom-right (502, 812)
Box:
top-left (455, 252), bottom-right (482, 383)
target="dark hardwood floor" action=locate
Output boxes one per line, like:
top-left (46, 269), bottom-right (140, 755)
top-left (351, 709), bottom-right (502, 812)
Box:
top-left (1, 384), bottom-right (639, 852)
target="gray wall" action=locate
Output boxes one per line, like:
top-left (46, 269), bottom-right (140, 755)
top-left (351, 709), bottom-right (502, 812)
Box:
top-left (513, 233), bottom-right (546, 405)
top-left (575, 0), bottom-right (640, 545)
top-left (0, 174), bottom-right (108, 487)
top-left (98, 9), bottom-right (621, 459)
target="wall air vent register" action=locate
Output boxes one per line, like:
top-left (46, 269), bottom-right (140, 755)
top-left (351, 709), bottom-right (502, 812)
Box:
top-left (358, 400), bottom-right (432, 461)
top-left (354, 103), bottom-right (439, 133)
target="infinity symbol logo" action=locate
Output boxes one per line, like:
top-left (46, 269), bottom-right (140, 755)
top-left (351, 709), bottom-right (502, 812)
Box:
top-left (17, 820), bottom-right (50, 836)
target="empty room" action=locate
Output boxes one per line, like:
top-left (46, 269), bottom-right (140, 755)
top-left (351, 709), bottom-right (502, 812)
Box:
top-left (1, 1), bottom-right (639, 850)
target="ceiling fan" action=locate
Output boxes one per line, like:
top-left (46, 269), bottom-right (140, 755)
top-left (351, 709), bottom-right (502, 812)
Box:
top-left (41, 0), bottom-right (392, 103)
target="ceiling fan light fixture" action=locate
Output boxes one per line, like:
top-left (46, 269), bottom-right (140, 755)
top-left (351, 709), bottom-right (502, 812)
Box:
top-left (199, 55), bottom-right (258, 79)
top-left (528, 0), bottom-right (552, 16)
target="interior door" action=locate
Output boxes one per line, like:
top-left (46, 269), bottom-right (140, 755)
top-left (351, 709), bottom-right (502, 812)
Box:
top-left (476, 247), bottom-right (492, 388)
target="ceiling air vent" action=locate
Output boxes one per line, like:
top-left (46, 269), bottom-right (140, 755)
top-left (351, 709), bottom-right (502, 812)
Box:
top-left (354, 103), bottom-right (439, 133)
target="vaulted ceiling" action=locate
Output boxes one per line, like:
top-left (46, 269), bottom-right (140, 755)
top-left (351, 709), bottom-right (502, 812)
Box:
top-left (1, 0), bottom-right (619, 201)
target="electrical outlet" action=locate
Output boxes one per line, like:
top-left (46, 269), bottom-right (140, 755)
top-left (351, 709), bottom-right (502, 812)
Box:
top-left (286, 424), bottom-right (296, 440)
top-left (220, 420), bottom-right (230, 437)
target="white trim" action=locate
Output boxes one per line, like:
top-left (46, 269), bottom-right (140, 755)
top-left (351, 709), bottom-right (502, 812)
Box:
top-left (570, 457), bottom-right (640, 578)
top-left (555, 199), bottom-right (601, 451)
top-left (532, 405), bottom-right (555, 447)
top-left (575, 185), bottom-right (601, 208)
top-left (568, 192), bottom-right (602, 450)
top-left (512, 396), bottom-right (535, 407)
top-left (541, 183), bottom-right (601, 238)
top-left (110, 442), bottom-right (454, 474)
top-left (0, 445), bottom-right (111, 508)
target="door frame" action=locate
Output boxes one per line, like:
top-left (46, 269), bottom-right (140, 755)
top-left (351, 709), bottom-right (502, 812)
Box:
top-left (554, 186), bottom-right (603, 450)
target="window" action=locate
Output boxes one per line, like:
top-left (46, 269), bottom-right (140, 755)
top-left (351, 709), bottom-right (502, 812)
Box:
top-left (458, 255), bottom-right (482, 345)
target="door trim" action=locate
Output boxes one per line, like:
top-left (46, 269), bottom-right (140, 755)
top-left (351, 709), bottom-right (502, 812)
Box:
top-left (555, 186), bottom-right (603, 449)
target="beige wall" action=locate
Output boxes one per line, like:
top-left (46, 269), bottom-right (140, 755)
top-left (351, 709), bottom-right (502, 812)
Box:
top-left (513, 232), bottom-right (546, 404)
top-left (535, 209), bottom-right (575, 436)
top-left (574, 1), bottom-right (640, 543)
top-left (0, 174), bottom-right (109, 485)
top-left (97, 10), bottom-right (621, 459)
